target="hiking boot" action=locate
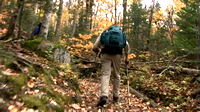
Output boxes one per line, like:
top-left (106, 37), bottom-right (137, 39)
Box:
top-left (113, 96), bottom-right (119, 102)
top-left (97, 96), bottom-right (108, 107)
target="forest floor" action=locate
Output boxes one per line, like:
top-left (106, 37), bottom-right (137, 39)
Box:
top-left (0, 40), bottom-right (162, 112)
top-left (68, 78), bottom-right (166, 111)
top-left (0, 40), bottom-right (199, 112)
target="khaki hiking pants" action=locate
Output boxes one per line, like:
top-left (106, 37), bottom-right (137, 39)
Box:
top-left (100, 54), bottom-right (122, 98)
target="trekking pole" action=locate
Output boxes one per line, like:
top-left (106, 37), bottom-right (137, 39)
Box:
top-left (92, 53), bottom-right (98, 74)
top-left (126, 63), bottom-right (130, 105)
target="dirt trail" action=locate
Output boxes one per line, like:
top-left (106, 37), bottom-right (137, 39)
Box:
top-left (68, 78), bottom-right (162, 112)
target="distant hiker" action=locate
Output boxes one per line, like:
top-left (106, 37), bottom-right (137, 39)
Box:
top-left (92, 24), bottom-right (130, 107)
top-left (33, 22), bottom-right (42, 36)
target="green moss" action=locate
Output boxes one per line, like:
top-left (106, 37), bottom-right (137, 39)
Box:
top-left (23, 95), bottom-right (47, 111)
top-left (40, 86), bottom-right (72, 111)
top-left (0, 55), bottom-right (15, 67)
top-left (22, 39), bottom-right (42, 52)
top-left (33, 65), bottom-right (44, 73)
top-left (0, 43), bottom-right (4, 49)
top-left (45, 68), bottom-right (59, 77)
top-left (6, 61), bottom-right (21, 72)
top-left (54, 42), bottom-right (64, 49)
top-left (22, 39), bottom-right (46, 57)
top-left (43, 74), bottom-right (54, 86)
top-left (7, 75), bottom-right (28, 95)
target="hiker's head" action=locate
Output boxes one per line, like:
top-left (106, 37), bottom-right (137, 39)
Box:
top-left (38, 22), bottom-right (42, 26)
top-left (109, 24), bottom-right (121, 30)
top-left (112, 23), bottom-right (120, 26)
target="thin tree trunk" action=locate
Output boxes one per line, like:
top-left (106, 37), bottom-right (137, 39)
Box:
top-left (85, 0), bottom-right (94, 30)
top-left (34, 0), bottom-right (38, 14)
top-left (18, 0), bottom-right (24, 38)
top-left (55, 0), bottom-right (63, 42)
top-left (145, 0), bottom-right (155, 51)
top-left (71, 0), bottom-right (81, 37)
top-left (148, 0), bottom-right (155, 36)
top-left (114, 0), bottom-right (117, 24)
top-left (167, 6), bottom-right (174, 44)
top-left (0, 0), bottom-right (24, 40)
top-left (39, 0), bottom-right (53, 40)
top-left (29, 0), bottom-right (39, 39)
top-left (123, 0), bottom-right (127, 32)
top-left (110, 9), bottom-right (113, 22)
top-left (89, 0), bottom-right (94, 30)
top-left (0, 0), bottom-right (3, 11)
top-left (86, 0), bottom-right (90, 29)
top-left (197, 0), bottom-right (200, 69)
top-left (93, 2), bottom-right (99, 28)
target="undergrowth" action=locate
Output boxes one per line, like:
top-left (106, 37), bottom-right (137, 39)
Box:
top-left (0, 48), bottom-right (81, 111)
top-left (129, 64), bottom-right (199, 111)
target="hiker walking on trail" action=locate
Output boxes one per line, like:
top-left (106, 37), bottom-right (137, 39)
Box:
top-left (92, 24), bottom-right (130, 107)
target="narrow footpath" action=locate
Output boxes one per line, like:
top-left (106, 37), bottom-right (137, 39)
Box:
top-left (68, 78), bottom-right (163, 112)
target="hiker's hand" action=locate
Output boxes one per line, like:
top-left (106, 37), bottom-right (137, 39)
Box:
top-left (92, 48), bottom-right (99, 54)
top-left (125, 60), bottom-right (129, 65)
top-left (125, 56), bottom-right (129, 65)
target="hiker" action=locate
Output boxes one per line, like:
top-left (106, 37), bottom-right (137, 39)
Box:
top-left (33, 22), bottom-right (42, 36)
top-left (92, 24), bottom-right (130, 107)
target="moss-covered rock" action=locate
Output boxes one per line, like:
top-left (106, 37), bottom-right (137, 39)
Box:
top-left (22, 39), bottom-right (43, 55)
top-left (22, 39), bottom-right (70, 63)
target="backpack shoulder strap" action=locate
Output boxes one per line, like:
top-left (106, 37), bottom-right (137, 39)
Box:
top-left (122, 32), bottom-right (127, 48)
top-left (100, 30), bottom-right (109, 45)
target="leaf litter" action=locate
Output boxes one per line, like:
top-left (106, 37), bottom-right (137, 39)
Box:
top-left (67, 78), bottom-right (167, 112)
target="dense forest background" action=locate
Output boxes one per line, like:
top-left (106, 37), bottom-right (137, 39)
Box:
top-left (0, 0), bottom-right (199, 63)
top-left (0, 0), bottom-right (199, 111)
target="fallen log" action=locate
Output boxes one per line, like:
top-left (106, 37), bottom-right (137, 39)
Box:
top-left (0, 49), bottom-right (44, 75)
top-left (0, 50), bottom-right (39, 67)
top-left (129, 87), bottom-right (168, 112)
top-left (152, 66), bottom-right (199, 76)
top-left (168, 66), bottom-right (199, 75)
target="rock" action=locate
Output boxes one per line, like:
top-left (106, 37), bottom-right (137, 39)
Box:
top-left (0, 97), bottom-right (5, 104)
top-left (38, 41), bottom-right (54, 53)
top-left (72, 95), bottom-right (82, 104)
top-left (54, 48), bottom-right (70, 63)
top-left (38, 41), bottom-right (71, 63)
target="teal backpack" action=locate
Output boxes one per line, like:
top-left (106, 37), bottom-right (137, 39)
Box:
top-left (100, 25), bottom-right (126, 54)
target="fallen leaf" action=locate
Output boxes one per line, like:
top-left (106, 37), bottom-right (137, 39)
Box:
top-left (27, 78), bottom-right (35, 88)
top-left (71, 104), bottom-right (81, 110)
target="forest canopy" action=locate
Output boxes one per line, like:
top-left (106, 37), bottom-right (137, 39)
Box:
top-left (0, 0), bottom-right (199, 111)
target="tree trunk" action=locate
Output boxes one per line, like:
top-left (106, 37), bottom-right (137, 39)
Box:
top-left (93, 2), bottom-right (99, 28)
top-left (17, 0), bottom-right (24, 38)
top-left (71, 0), bottom-right (81, 37)
top-left (0, 0), bottom-right (24, 40)
top-left (199, 0), bottom-right (200, 69)
top-left (39, 0), bottom-right (53, 40)
top-left (85, 0), bottom-right (94, 30)
top-left (89, 0), bottom-right (94, 30)
top-left (114, 0), bottom-right (117, 24)
top-left (85, 0), bottom-right (90, 29)
top-left (0, 0), bottom-right (3, 11)
top-left (145, 0), bottom-right (155, 51)
top-left (55, 0), bottom-right (63, 42)
top-left (123, 0), bottom-right (127, 32)
top-left (34, 0), bottom-right (38, 14)
top-left (148, 0), bottom-right (155, 36)
top-left (167, 6), bottom-right (174, 44)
